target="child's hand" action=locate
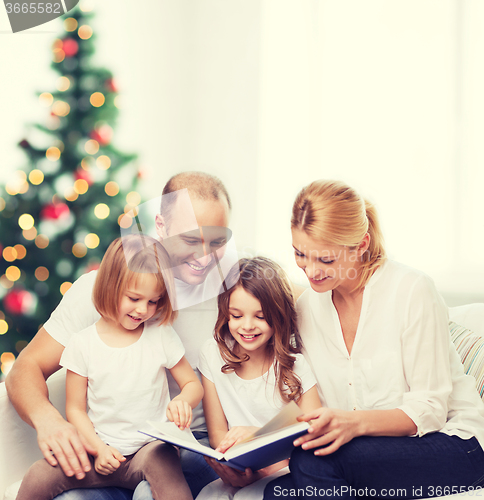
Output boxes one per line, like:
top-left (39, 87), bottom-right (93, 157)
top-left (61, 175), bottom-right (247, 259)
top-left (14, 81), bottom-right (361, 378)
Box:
top-left (167, 399), bottom-right (192, 430)
top-left (216, 426), bottom-right (260, 453)
top-left (94, 445), bottom-right (126, 475)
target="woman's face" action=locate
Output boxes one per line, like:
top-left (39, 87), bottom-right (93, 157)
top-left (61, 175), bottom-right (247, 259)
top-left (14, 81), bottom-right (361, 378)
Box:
top-left (291, 228), bottom-right (368, 294)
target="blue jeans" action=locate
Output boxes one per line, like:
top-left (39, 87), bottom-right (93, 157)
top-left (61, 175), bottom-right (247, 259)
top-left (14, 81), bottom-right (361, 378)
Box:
top-left (54, 432), bottom-right (218, 500)
top-left (263, 434), bottom-right (484, 499)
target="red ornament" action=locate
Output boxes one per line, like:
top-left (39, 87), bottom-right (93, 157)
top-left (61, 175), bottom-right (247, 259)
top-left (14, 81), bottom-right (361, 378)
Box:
top-left (40, 202), bottom-right (70, 220)
top-left (62, 38), bottom-right (79, 57)
top-left (74, 168), bottom-right (93, 186)
top-left (4, 289), bottom-right (34, 316)
top-left (105, 77), bottom-right (118, 93)
top-left (18, 139), bottom-right (30, 149)
top-left (90, 125), bottom-right (113, 146)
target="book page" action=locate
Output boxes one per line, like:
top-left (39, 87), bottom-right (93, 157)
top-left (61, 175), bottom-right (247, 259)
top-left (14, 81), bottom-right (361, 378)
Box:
top-left (233, 400), bottom-right (303, 446)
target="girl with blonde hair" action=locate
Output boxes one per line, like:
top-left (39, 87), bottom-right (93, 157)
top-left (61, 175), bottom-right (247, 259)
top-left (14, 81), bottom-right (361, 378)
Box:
top-left (264, 180), bottom-right (484, 499)
top-left (17, 235), bottom-right (203, 500)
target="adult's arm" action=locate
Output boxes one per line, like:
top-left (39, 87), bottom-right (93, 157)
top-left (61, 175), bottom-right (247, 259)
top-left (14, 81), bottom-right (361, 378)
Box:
top-left (5, 328), bottom-right (95, 478)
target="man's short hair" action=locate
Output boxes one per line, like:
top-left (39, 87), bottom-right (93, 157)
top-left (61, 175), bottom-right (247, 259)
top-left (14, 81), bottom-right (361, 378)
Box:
top-left (160, 171), bottom-right (231, 231)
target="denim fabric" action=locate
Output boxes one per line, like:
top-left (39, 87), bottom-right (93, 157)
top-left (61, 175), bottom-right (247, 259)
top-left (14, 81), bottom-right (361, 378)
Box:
top-left (264, 434), bottom-right (484, 499)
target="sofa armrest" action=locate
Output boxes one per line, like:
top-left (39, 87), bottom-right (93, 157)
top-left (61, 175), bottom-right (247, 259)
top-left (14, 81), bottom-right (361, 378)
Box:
top-left (0, 368), bottom-right (66, 499)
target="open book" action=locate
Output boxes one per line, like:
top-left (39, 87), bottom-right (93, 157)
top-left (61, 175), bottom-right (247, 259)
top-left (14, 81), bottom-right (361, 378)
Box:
top-left (139, 401), bottom-right (309, 471)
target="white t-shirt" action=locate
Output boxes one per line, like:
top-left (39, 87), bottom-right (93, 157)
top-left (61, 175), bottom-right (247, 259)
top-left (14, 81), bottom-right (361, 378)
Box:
top-left (297, 259), bottom-right (484, 447)
top-left (60, 323), bottom-right (184, 455)
top-left (198, 338), bottom-right (317, 428)
top-left (44, 270), bottom-right (218, 432)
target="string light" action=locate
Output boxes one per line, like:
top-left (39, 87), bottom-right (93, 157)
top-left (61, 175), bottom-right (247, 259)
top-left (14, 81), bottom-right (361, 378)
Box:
top-left (22, 227), bottom-right (37, 241)
top-left (64, 17), bottom-right (78, 32)
top-left (0, 320), bottom-right (7, 335)
top-left (56, 76), bottom-right (71, 92)
top-left (53, 48), bottom-right (65, 63)
top-left (72, 242), bottom-right (87, 258)
top-left (74, 179), bottom-right (89, 195)
top-left (90, 92), bottom-right (105, 107)
top-left (60, 282), bottom-right (72, 295)
top-left (0, 197), bottom-right (5, 211)
top-left (84, 140), bottom-right (99, 155)
top-left (18, 214), bottom-right (34, 230)
top-left (126, 192), bottom-right (141, 206)
top-left (78, 25), bottom-right (93, 40)
top-left (35, 235), bottom-right (49, 249)
top-left (85, 233), bottom-right (100, 249)
top-left (52, 101), bottom-right (70, 117)
top-left (118, 213), bottom-right (133, 229)
top-left (0, 275), bottom-right (14, 289)
top-left (14, 245), bottom-right (26, 259)
top-left (96, 155), bottom-right (111, 170)
top-left (64, 188), bottom-right (79, 202)
top-left (81, 157), bottom-right (95, 170)
top-left (29, 169), bottom-right (44, 185)
top-left (5, 266), bottom-right (21, 282)
top-left (2, 247), bottom-right (17, 262)
top-left (35, 266), bottom-right (49, 281)
top-left (94, 203), bottom-right (110, 219)
top-left (39, 92), bottom-right (54, 107)
top-left (0, 352), bottom-right (15, 376)
top-left (105, 181), bottom-right (119, 196)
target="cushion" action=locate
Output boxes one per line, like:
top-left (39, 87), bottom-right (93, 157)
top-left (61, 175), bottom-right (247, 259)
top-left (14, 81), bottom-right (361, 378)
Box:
top-left (450, 321), bottom-right (484, 398)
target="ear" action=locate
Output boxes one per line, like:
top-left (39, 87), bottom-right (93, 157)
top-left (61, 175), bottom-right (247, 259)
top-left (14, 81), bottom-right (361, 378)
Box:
top-left (155, 214), bottom-right (167, 239)
top-left (356, 233), bottom-right (370, 257)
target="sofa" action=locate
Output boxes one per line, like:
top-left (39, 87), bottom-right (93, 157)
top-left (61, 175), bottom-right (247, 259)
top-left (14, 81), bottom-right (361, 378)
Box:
top-left (1, 303), bottom-right (484, 500)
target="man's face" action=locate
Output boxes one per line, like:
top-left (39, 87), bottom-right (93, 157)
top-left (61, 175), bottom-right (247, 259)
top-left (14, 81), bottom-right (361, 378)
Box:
top-left (156, 196), bottom-right (231, 286)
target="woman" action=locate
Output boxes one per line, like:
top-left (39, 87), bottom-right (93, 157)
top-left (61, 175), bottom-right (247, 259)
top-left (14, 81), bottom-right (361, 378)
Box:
top-left (264, 180), bottom-right (484, 499)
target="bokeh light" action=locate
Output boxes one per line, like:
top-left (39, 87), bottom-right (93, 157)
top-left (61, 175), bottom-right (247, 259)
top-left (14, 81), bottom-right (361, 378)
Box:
top-left (72, 242), bottom-right (87, 258)
top-left (14, 245), bottom-right (26, 259)
top-left (60, 282), bottom-right (73, 295)
top-left (3, 247), bottom-right (17, 262)
top-left (74, 179), bottom-right (89, 195)
top-left (56, 76), bottom-right (71, 92)
top-left (78, 25), bottom-right (93, 39)
top-left (85, 233), bottom-right (100, 249)
top-left (90, 92), bottom-right (105, 107)
top-left (0, 320), bottom-right (8, 335)
top-left (94, 203), bottom-right (110, 219)
top-left (35, 267), bottom-right (49, 282)
top-left (6, 266), bottom-right (21, 282)
top-left (96, 155), bottom-right (111, 170)
top-left (52, 101), bottom-right (70, 117)
top-left (39, 92), bottom-right (54, 107)
top-left (64, 17), bottom-right (78, 32)
top-left (18, 214), bottom-right (34, 230)
top-left (126, 192), bottom-right (141, 206)
top-left (29, 169), bottom-right (44, 185)
top-left (84, 140), bottom-right (99, 155)
top-left (35, 235), bottom-right (49, 249)
top-left (46, 147), bottom-right (61, 161)
top-left (22, 227), bottom-right (37, 241)
top-left (105, 181), bottom-right (119, 196)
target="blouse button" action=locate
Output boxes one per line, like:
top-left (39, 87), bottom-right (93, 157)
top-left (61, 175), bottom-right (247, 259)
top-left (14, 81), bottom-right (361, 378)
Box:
top-left (353, 407), bottom-right (357, 411)
top-left (349, 382), bottom-right (352, 386)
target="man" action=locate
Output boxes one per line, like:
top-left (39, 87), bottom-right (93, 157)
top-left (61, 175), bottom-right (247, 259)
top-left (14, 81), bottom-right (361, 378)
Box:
top-left (6, 171), bottom-right (232, 500)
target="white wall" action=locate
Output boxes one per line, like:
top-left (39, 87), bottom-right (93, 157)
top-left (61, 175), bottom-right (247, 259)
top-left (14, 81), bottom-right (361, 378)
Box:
top-left (1, 0), bottom-right (483, 304)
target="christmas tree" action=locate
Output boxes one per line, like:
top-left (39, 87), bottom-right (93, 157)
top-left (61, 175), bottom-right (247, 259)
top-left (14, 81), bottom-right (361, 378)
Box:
top-left (0, 2), bottom-right (141, 377)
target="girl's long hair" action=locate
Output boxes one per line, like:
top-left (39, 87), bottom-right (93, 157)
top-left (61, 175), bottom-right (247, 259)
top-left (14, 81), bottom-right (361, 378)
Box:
top-left (214, 257), bottom-right (303, 403)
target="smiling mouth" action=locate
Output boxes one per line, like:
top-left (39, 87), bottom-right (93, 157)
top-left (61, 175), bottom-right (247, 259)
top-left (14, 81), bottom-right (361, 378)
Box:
top-left (186, 262), bottom-right (209, 272)
top-left (239, 333), bottom-right (261, 340)
top-left (311, 276), bottom-right (327, 282)
top-left (128, 315), bottom-right (142, 322)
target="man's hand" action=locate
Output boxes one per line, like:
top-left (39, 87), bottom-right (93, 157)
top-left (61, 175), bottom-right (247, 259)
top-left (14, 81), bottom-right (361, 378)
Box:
top-left (205, 458), bottom-right (261, 488)
top-left (94, 445), bottom-right (125, 475)
top-left (36, 414), bottom-right (96, 479)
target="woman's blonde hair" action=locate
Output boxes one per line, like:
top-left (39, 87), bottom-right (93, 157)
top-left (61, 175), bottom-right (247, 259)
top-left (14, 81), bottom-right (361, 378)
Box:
top-left (215, 257), bottom-right (303, 403)
top-left (92, 234), bottom-right (177, 326)
top-left (291, 180), bottom-right (386, 290)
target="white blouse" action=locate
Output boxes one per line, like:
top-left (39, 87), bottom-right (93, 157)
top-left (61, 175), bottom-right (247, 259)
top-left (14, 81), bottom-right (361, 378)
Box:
top-left (297, 260), bottom-right (484, 447)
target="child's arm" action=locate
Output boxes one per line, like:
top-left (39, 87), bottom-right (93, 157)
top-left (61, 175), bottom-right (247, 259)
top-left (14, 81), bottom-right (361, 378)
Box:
top-left (65, 370), bottom-right (125, 475)
top-left (167, 356), bottom-right (204, 430)
top-left (201, 374), bottom-right (231, 449)
top-left (296, 385), bottom-right (322, 413)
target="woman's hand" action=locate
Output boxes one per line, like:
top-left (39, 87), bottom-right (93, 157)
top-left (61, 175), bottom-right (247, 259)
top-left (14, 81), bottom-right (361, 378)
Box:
top-left (216, 426), bottom-right (260, 453)
top-left (94, 445), bottom-right (125, 475)
top-left (294, 407), bottom-right (360, 456)
top-left (167, 398), bottom-right (192, 430)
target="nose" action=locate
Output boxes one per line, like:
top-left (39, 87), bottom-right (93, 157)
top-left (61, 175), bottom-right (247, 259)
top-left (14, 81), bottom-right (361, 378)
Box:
top-left (135, 301), bottom-right (148, 314)
top-left (242, 316), bottom-right (255, 331)
top-left (304, 262), bottom-right (323, 280)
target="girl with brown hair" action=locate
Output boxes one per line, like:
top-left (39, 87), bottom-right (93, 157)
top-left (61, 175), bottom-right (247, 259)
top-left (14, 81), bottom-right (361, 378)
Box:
top-left (198, 257), bottom-right (320, 492)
